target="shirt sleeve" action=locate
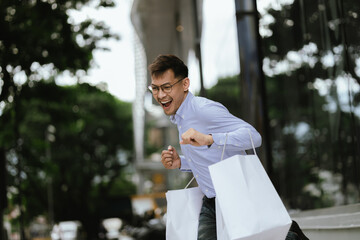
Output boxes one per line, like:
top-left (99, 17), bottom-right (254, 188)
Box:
top-left (179, 155), bottom-right (192, 172)
top-left (197, 100), bottom-right (262, 151)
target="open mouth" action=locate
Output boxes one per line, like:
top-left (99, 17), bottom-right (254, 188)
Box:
top-left (161, 100), bottom-right (172, 108)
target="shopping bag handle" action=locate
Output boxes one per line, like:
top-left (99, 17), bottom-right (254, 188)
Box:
top-left (185, 176), bottom-right (195, 189)
top-left (247, 128), bottom-right (257, 156)
top-left (186, 129), bottom-right (257, 187)
top-left (220, 133), bottom-right (228, 161)
top-left (221, 129), bottom-right (257, 161)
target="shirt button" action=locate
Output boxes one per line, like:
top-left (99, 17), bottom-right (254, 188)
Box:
top-left (188, 159), bottom-right (191, 162)
top-left (205, 189), bottom-right (209, 192)
top-left (196, 175), bottom-right (199, 178)
top-left (182, 115), bottom-right (184, 118)
top-left (218, 146), bottom-right (221, 149)
top-left (179, 126), bottom-right (182, 129)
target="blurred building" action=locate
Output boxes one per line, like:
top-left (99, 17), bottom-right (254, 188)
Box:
top-left (130, 0), bottom-right (203, 194)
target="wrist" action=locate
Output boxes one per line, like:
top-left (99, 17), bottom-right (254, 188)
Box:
top-left (207, 134), bottom-right (213, 147)
top-left (176, 155), bottom-right (181, 168)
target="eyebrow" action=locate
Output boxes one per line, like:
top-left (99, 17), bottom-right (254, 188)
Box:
top-left (151, 82), bottom-right (171, 87)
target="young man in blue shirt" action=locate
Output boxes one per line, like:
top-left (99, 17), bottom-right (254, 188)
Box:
top-left (148, 54), bottom-right (307, 240)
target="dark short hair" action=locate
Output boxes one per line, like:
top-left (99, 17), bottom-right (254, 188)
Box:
top-left (148, 54), bottom-right (188, 79)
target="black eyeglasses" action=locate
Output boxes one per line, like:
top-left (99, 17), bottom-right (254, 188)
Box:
top-left (148, 77), bottom-right (185, 94)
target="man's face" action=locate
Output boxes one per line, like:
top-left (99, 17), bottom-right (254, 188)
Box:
top-left (151, 69), bottom-right (189, 116)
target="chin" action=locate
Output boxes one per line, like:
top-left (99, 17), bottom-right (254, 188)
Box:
top-left (163, 110), bottom-right (173, 116)
top-left (163, 108), bottom-right (175, 116)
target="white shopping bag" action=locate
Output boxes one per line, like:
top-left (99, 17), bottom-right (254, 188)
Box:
top-left (165, 179), bottom-right (204, 240)
top-left (215, 197), bottom-right (232, 240)
top-left (209, 132), bottom-right (292, 240)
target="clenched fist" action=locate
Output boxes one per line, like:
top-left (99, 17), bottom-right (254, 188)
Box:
top-left (180, 128), bottom-right (214, 147)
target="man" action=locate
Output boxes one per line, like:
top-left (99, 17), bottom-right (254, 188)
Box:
top-left (148, 54), bottom-right (307, 240)
top-left (148, 54), bottom-right (261, 239)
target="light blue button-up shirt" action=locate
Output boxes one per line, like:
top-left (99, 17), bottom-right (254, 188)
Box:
top-left (170, 91), bottom-right (262, 198)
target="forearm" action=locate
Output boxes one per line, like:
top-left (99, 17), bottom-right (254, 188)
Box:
top-left (210, 126), bottom-right (262, 151)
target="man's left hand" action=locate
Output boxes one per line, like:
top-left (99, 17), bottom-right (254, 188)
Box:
top-left (180, 128), bottom-right (214, 147)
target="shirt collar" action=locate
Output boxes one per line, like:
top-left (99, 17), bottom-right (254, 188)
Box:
top-left (169, 91), bottom-right (194, 124)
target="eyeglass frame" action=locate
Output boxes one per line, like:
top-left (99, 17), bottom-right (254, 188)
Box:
top-left (148, 77), bottom-right (186, 94)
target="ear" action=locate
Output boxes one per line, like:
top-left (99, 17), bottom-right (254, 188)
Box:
top-left (182, 77), bottom-right (190, 91)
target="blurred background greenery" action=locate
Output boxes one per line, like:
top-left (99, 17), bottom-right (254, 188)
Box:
top-left (1, 0), bottom-right (360, 239)
top-left (0, 0), bottom-right (136, 239)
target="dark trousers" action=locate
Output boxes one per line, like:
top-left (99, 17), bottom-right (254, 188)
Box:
top-left (197, 196), bottom-right (309, 240)
top-left (197, 196), bottom-right (217, 240)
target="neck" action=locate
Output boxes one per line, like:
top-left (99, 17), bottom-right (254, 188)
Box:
top-left (173, 91), bottom-right (189, 116)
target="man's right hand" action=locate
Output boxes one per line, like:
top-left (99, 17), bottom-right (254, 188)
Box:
top-left (161, 145), bottom-right (181, 169)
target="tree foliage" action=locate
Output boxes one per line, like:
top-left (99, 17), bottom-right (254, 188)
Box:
top-left (0, 0), bottom-right (118, 102)
top-left (0, 2), bottom-right (124, 236)
top-left (206, 75), bottom-right (242, 117)
top-left (260, 0), bottom-right (360, 209)
top-left (1, 80), bottom-right (134, 237)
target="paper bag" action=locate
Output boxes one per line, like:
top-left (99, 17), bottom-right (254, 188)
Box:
top-left (209, 153), bottom-right (292, 240)
top-left (165, 186), bottom-right (204, 240)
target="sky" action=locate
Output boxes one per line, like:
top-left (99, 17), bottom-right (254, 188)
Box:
top-left (60, 0), bottom-right (241, 102)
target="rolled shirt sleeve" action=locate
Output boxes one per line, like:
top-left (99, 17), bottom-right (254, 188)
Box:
top-left (179, 155), bottom-right (192, 172)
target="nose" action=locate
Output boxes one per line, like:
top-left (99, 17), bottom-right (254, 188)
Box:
top-left (157, 88), bottom-right (167, 99)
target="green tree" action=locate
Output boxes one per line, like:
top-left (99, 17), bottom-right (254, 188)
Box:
top-left (0, 0), bottom-right (119, 237)
top-left (1, 80), bottom-right (135, 238)
top-left (0, 0), bottom-right (117, 103)
top-left (260, 0), bottom-right (360, 209)
top-left (205, 75), bottom-right (242, 117)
